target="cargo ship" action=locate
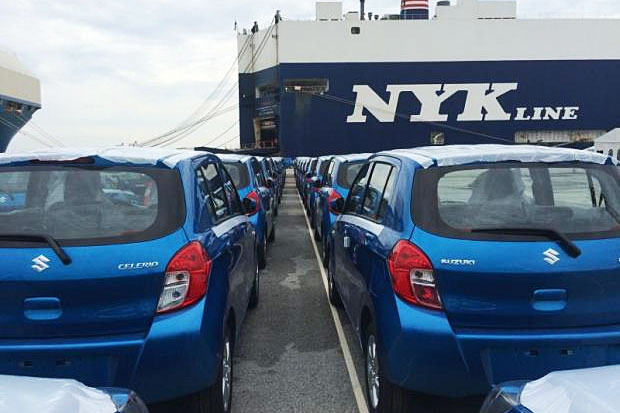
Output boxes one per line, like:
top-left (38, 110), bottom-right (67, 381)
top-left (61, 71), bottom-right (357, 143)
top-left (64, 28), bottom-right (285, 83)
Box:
top-left (237, 0), bottom-right (620, 157)
top-left (0, 49), bottom-right (41, 152)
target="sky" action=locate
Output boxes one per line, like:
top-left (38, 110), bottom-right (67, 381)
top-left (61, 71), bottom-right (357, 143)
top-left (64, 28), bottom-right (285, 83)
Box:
top-left (2, 0), bottom-right (620, 152)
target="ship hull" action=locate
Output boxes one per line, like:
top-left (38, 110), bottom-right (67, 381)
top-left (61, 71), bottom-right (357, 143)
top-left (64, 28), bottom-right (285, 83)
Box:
top-left (240, 59), bottom-right (620, 157)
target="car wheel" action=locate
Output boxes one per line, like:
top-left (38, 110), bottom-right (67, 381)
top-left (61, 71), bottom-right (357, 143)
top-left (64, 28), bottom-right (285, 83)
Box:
top-left (257, 234), bottom-right (267, 270)
top-left (327, 251), bottom-right (342, 307)
top-left (248, 258), bottom-right (260, 309)
top-left (268, 225), bottom-right (276, 243)
top-left (365, 322), bottom-right (411, 413)
top-left (186, 325), bottom-right (234, 413)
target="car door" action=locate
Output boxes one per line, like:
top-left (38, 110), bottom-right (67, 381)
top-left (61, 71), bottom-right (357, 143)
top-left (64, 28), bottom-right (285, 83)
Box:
top-left (251, 159), bottom-right (273, 233)
top-left (333, 163), bottom-right (372, 318)
top-left (197, 162), bottom-right (253, 324)
top-left (317, 160), bottom-right (335, 237)
top-left (347, 162), bottom-right (399, 329)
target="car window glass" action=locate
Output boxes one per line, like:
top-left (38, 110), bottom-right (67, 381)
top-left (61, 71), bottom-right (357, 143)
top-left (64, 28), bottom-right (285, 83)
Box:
top-left (362, 163), bottom-right (394, 220)
top-left (0, 167), bottom-right (183, 244)
top-left (429, 164), bottom-right (620, 236)
top-left (251, 160), bottom-right (266, 187)
top-left (196, 169), bottom-right (216, 222)
top-left (200, 163), bottom-right (229, 221)
top-left (221, 167), bottom-right (243, 216)
top-left (337, 161), bottom-right (365, 188)
top-left (325, 161), bottom-right (335, 186)
top-left (222, 162), bottom-right (250, 189)
top-left (345, 163), bottom-right (371, 214)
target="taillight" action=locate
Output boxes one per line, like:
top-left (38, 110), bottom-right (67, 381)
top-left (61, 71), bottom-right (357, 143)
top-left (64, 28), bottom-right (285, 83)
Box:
top-left (387, 240), bottom-right (442, 310)
top-left (328, 190), bottom-right (343, 214)
top-left (157, 241), bottom-right (212, 314)
top-left (245, 190), bottom-right (261, 216)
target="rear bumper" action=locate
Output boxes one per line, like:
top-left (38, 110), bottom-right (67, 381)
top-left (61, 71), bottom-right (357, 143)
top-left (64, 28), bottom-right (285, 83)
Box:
top-left (0, 298), bottom-right (220, 403)
top-left (382, 298), bottom-right (620, 397)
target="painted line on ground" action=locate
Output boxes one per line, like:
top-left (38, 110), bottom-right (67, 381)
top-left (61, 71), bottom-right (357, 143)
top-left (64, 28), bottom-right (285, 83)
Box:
top-left (296, 191), bottom-right (369, 413)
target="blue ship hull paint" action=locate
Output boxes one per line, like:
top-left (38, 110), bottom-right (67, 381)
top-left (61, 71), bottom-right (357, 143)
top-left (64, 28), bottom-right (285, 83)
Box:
top-left (0, 108), bottom-right (38, 152)
top-left (239, 60), bottom-right (620, 157)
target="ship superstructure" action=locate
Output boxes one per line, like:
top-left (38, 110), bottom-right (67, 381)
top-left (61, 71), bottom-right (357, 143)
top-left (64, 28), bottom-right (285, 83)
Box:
top-left (238, 0), bottom-right (620, 157)
top-left (0, 50), bottom-right (41, 152)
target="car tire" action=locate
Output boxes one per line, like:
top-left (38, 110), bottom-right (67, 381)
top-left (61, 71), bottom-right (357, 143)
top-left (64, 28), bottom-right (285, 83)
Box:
top-left (257, 234), bottom-right (267, 270)
top-left (327, 251), bottom-right (342, 307)
top-left (186, 325), bottom-right (234, 413)
top-left (268, 225), bottom-right (276, 243)
top-left (364, 322), bottom-right (411, 413)
top-left (248, 258), bottom-right (260, 309)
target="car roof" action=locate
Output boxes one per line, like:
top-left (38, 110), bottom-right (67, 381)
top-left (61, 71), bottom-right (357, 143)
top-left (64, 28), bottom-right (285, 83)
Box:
top-left (217, 154), bottom-right (254, 164)
top-left (0, 147), bottom-right (210, 168)
top-left (379, 144), bottom-right (617, 169)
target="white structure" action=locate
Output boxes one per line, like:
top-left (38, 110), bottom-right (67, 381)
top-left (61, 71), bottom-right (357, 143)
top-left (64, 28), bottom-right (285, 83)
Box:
top-left (0, 49), bottom-right (41, 107)
top-left (594, 129), bottom-right (620, 160)
top-left (436, 0), bottom-right (516, 20)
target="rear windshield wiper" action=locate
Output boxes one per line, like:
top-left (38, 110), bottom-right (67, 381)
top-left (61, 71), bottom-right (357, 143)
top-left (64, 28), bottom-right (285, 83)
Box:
top-left (470, 227), bottom-right (582, 258)
top-left (0, 234), bottom-right (72, 265)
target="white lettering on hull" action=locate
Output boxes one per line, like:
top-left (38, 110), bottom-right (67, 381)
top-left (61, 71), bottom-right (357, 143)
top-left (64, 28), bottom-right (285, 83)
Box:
top-left (346, 83), bottom-right (580, 123)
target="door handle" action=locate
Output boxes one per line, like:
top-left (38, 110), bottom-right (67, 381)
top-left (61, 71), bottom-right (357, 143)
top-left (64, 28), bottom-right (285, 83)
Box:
top-left (344, 236), bottom-right (351, 249)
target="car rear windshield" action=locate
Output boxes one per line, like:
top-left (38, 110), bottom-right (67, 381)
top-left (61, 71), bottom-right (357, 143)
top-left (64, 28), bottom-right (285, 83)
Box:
top-left (0, 166), bottom-right (185, 246)
top-left (337, 161), bottom-right (365, 189)
top-left (413, 162), bottom-right (620, 240)
top-left (222, 162), bottom-right (250, 189)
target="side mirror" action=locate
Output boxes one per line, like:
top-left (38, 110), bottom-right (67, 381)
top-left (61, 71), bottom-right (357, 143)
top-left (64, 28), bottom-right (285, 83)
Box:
top-left (266, 177), bottom-right (275, 188)
top-left (329, 197), bottom-right (345, 215)
top-left (243, 197), bottom-right (258, 216)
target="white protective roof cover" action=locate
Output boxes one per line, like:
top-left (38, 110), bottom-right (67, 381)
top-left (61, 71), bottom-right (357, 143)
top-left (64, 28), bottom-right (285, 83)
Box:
top-left (0, 49), bottom-right (41, 105)
top-left (0, 375), bottom-right (116, 413)
top-left (334, 153), bottom-right (373, 163)
top-left (520, 365), bottom-right (620, 413)
top-left (0, 147), bottom-right (205, 168)
top-left (217, 153), bottom-right (253, 163)
top-left (383, 144), bottom-right (617, 169)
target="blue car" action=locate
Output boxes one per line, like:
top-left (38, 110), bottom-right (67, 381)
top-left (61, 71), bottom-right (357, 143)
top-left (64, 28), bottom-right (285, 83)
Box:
top-left (300, 157), bottom-right (318, 198)
top-left (220, 154), bottom-right (276, 269)
top-left (312, 153), bottom-right (370, 264)
top-left (306, 156), bottom-right (332, 221)
top-left (257, 157), bottom-right (280, 215)
top-left (0, 148), bottom-right (260, 412)
top-left (327, 145), bottom-right (620, 412)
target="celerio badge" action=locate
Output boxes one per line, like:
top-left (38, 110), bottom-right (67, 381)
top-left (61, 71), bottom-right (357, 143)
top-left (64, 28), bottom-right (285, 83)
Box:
top-left (32, 255), bottom-right (51, 272)
top-left (543, 249), bottom-right (560, 265)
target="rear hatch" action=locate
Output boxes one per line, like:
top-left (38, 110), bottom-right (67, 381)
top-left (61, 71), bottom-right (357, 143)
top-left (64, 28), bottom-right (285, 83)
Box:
top-left (0, 164), bottom-right (186, 338)
top-left (412, 162), bottom-right (620, 330)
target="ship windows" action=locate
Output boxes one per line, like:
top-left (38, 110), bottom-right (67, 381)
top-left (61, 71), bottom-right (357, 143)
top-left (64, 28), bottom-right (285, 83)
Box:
top-left (283, 79), bottom-right (329, 94)
top-left (351, 27), bottom-right (361, 35)
top-left (431, 132), bottom-right (445, 145)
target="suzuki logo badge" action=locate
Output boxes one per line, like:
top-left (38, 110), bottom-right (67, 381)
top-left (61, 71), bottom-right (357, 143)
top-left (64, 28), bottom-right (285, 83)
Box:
top-left (32, 255), bottom-right (51, 272)
top-left (543, 249), bottom-right (560, 265)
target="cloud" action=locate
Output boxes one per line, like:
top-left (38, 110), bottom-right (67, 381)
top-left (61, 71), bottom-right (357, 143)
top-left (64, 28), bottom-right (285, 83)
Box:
top-left (2, 0), bottom-right (620, 152)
